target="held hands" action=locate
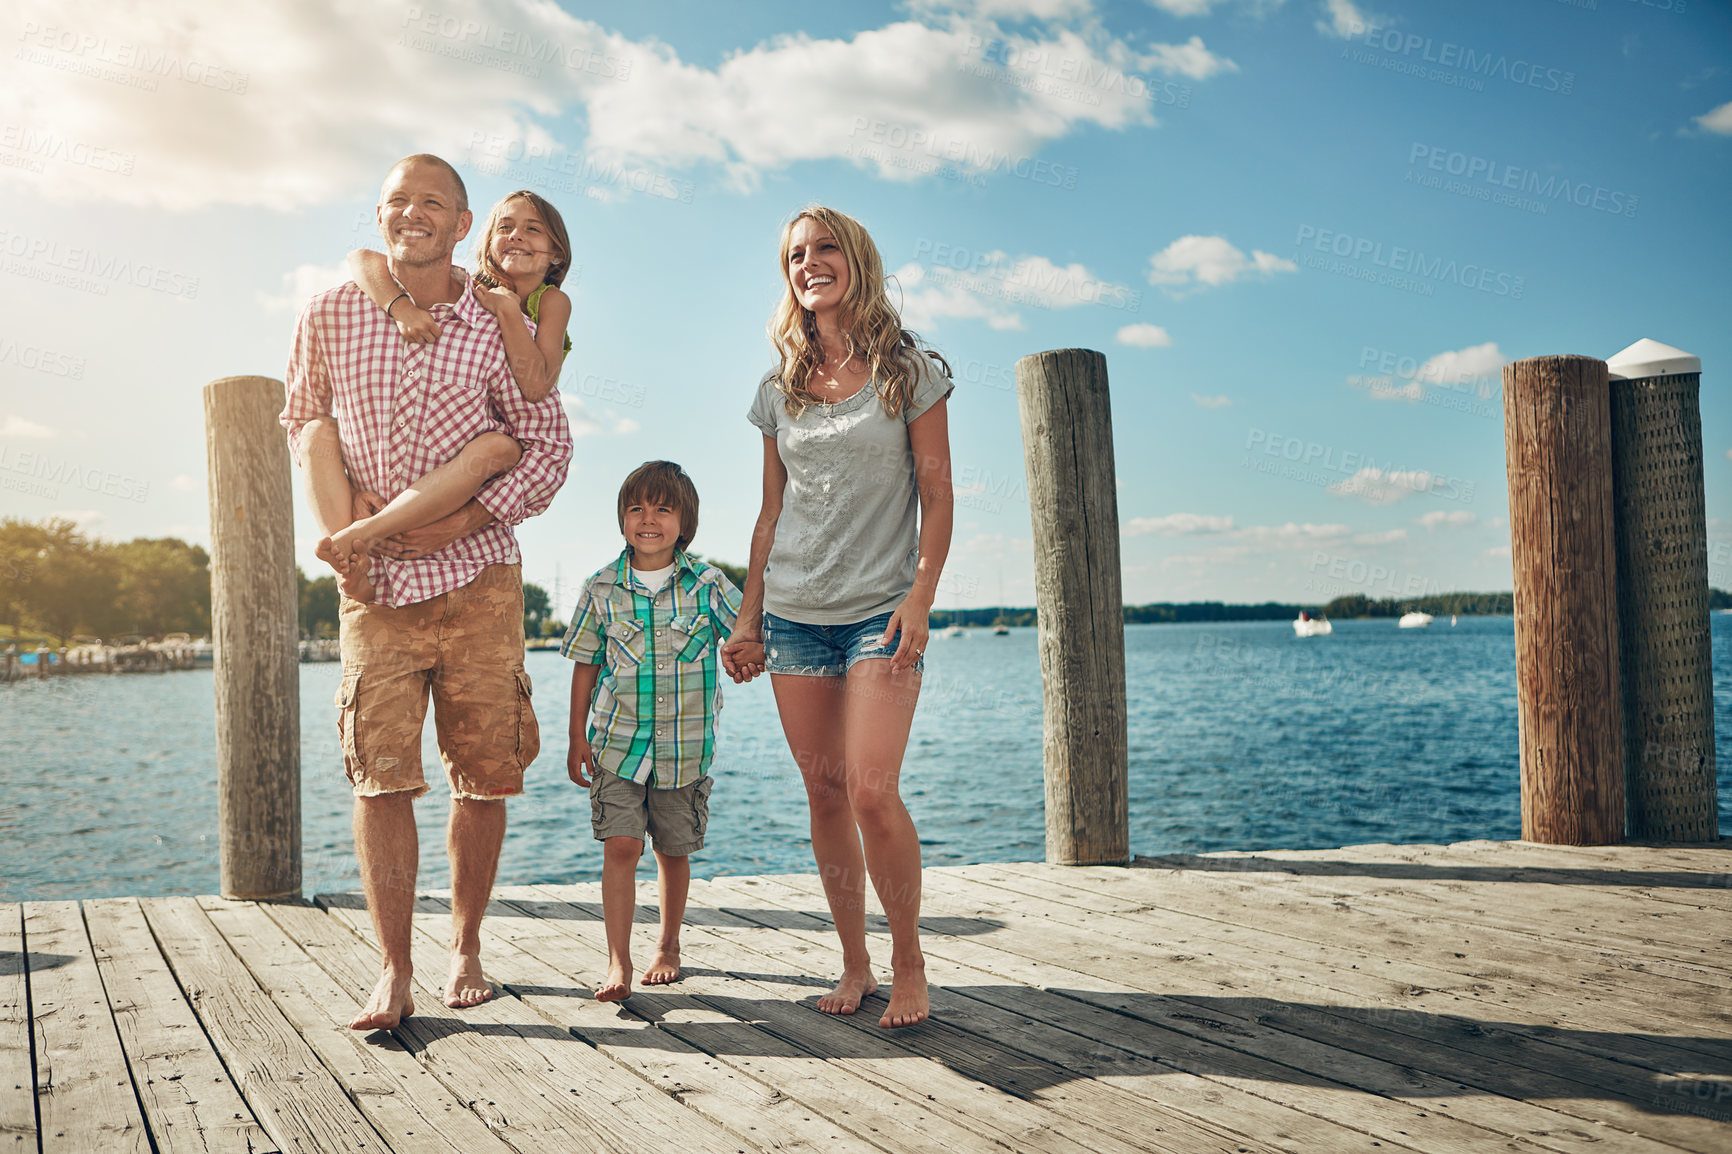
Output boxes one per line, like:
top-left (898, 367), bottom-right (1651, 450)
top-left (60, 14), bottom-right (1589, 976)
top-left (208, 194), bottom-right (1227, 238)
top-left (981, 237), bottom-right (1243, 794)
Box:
top-left (883, 597), bottom-right (930, 673)
top-left (567, 733), bottom-right (594, 788)
top-left (719, 629), bottom-right (766, 683)
top-left (373, 506), bottom-right (471, 561)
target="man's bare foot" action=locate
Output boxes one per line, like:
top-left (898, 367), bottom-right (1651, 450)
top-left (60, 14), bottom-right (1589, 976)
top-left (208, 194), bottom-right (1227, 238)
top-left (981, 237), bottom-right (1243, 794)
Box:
top-left (642, 946), bottom-right (681, 986)
top-left (879, 965), bottom-right (929, 1029)
top-left (445, 951), bottom-right (493, 1009)
top-left (816, 966), bottom-right (878, 1015)
top-left (350, 966), bottom-right (414, 1031)
top-left (596, 958), bottom-right (632, 1002)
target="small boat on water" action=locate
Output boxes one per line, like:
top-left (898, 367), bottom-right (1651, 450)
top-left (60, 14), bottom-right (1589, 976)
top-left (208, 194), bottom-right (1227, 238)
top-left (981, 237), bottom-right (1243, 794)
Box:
top-left (942, 624), bottom-right (967, 638)
top-left (992, 619), bottom-right (1010, 636)
top-left (1398, 611), bottom-right (1434, 628)
top-left (1293, 612), bottom-right (1332, 637)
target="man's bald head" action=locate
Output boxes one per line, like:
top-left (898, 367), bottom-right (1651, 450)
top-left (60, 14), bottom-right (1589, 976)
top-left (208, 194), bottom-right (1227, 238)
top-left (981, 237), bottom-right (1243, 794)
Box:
top-left (383, 154), bottom-right (468, 214)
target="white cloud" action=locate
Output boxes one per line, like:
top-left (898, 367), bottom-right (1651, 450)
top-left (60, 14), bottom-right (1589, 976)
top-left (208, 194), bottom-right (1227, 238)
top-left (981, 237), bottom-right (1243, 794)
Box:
top-left (895, 252), bottom-right (1135, 332)
top-left (258, 262), bottom-right (350, 315)
top-left (1486, 545), bottom-right (1512, 559)
top-left (1139, 37), bottom-right (1238, 81)
top-left (1418, 510), bottom-right (1476, 529)
top-left (1328, 467), bottom-right (1434, 505)
top-left (1694, 101), bottom-right (1732, 135)
top-left (1147, 0), bottom-right (1221, 14)
top-left (1117, 323), bottom-right (1171, 347)
top-left (56, 509), bottom-right (106, 530)
top-left (1124, 513), bottom-right (1235, 536)
top-left (613, 416), bottom-right (641, 435)
top-left (1357, 378), bottom-right (1424, 402)
top-left (1191, 393), bottom-right (1231, 408)
top-left (169, 475), bottom-right (197, 492)
top-left (1236, 522), bottom-right (1350, 542)
top-left (561, 395), bottom-right (603, 438)
top-left (1414, 342), bottom-right (1504, 387)
top-left (914, 0), bottom-right (1094, 18)
top-left (1352, 528), bottom-right (1407, 544)
top-left (1146, 235), bottom-right (1296, 294)
top-left (1, 416), bottom-right (55, 438)
top-left (1316, 0), bottom-right (1369, 38)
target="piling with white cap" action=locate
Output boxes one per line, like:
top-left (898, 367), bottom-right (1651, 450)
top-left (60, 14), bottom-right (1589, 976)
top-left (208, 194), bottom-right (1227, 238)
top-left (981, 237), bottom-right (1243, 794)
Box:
top-left (1606, 339), bottom-right (1718, 842)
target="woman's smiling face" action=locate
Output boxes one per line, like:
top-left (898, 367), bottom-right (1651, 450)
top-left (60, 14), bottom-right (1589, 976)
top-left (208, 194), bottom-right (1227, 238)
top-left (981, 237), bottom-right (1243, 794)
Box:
top-left (785, 215), bottom-right (850, 315)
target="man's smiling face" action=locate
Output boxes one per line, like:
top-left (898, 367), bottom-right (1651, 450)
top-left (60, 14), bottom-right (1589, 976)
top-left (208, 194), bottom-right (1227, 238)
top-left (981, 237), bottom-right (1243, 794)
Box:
top-left (376, 159), bottom-right (471, 268)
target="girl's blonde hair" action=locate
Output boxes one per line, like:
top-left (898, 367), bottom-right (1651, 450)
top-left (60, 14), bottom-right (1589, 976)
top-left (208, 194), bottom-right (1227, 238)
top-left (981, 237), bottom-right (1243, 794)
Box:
top-left (472, 190), bottom-right (573, 291)
top-left (768, 205), bottom-right (949, 419)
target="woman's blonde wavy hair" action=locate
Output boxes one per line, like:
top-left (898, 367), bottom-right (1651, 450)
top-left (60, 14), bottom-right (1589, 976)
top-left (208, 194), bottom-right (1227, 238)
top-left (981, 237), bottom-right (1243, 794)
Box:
top-left (768, 205), bottom-right (949, 419)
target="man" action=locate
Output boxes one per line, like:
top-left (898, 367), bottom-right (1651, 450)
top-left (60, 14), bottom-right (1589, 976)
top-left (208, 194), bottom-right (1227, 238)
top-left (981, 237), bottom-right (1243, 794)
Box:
top-left (280, 154), bottom-right (573, 1031)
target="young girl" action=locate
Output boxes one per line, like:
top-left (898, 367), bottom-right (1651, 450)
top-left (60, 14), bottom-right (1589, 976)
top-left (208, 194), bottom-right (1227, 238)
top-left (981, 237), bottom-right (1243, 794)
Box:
top-left (721, 206), bottom-right (954, 1029)
top-left (310, 190), bottom-right (574, 601)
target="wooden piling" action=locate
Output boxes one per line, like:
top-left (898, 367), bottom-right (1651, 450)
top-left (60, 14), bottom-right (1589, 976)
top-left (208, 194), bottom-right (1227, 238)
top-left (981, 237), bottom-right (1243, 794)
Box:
top-left (1015, 349), bottom-right (1129, 866)
top-left (204, 376), bottom-right (301, 899)
top-left (1502, 356), bottom-right (1624, 845)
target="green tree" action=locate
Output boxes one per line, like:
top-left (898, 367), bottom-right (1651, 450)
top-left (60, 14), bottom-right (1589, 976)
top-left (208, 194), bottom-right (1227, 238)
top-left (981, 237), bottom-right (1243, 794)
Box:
top-left (524, 581), bottom-right (551, 638)
top-left (33, 524), bottom-right (119, 641)
top-left (0, 518), bottom-right (52, 642)
top-left (113, 537), bottom-right (210, 635)
top-left (297, 569), bottom-right (340, 638)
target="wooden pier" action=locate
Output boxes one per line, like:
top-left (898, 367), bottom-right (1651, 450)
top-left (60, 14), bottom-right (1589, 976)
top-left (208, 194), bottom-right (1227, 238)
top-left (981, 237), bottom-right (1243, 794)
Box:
top-left (6, 838), bottom-right (1730, 1153)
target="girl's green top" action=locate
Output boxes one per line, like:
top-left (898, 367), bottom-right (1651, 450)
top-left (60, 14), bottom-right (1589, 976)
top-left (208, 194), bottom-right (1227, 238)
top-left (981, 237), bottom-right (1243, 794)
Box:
top-left (524, 282), bottom-right (573, 354)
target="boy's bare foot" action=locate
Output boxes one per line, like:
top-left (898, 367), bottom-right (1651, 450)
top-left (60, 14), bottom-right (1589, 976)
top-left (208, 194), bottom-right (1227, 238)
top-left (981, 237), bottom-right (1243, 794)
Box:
top-left (879, 965), bottom-right (929, 1028)
top-left (596, 958), bottom-right (632, 1002)
top-left (642, 946), bottom-right (681, 985)
top-left (816, 966), bottom-right (878, 1015)
top-left (445, 952), bottom-right (493, 1008)
top-left (350, 966), bottom-right (414, 1030)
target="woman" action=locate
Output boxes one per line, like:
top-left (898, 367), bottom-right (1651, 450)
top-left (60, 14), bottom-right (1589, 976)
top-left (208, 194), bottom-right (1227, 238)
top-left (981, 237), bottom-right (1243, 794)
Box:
top-left (721, 206), bottom-right (953, 1029)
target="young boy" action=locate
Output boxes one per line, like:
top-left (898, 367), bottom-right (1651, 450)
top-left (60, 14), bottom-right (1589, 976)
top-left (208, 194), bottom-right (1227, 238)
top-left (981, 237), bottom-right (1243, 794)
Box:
top-left (562, 460), bottom-right (763, 1001)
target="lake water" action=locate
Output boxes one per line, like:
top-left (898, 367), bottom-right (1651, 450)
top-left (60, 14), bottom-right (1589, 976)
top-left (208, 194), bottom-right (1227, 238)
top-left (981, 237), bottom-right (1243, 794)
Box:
top-left (4, 616), bottom-right (1728, 900)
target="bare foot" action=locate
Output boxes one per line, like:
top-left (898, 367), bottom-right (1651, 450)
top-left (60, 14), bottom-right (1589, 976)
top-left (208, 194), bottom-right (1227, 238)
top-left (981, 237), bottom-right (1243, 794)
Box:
top-left (596, 958), bottom-right (632, 1002)
top-left (314, 534), bottom-right (346, 577)
top-left (816, 966), bottom-right (878, 1015)
top-left (445, 951), bottom-right (493, 1008)
top-left (879, 965), bottom-right (929, 1029)
top-left (642, 946), bottom-right (681, 986)
top-left (350, 966), bottom-right (414, 1031)
top-left (335, 548), bottom-right (375, 604)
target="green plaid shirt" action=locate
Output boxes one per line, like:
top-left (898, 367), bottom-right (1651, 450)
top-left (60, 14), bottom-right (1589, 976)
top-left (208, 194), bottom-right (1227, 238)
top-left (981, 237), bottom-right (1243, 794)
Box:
top-left (560, 550), bottom-right (741, 787)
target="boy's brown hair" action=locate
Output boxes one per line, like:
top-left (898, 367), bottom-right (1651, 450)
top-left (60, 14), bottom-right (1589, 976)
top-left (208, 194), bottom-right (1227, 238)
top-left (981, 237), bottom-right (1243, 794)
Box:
top-left (618, 461), bottom-right (699, 554)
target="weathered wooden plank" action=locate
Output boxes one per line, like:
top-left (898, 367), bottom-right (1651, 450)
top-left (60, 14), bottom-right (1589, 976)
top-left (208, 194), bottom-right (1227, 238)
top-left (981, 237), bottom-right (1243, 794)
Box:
top-left (24, 902), bottom-right (149, 1153)
top-left (0, 905), bottom-right (35, 1152)
top-left (197, 897), bottom-right (513, 1154)
top-left (709, 873), bottom-right (1699, 1154)
top-left (517, 884), bottom-right (1216, 1154)
top-left (479, 886), bottom-right (894, 1154)
top-left (896, 868), bottom-right (1732, 1153)
top-left (139, 896), bottom-right (391, 1154)
top-left (83, 898), bottom-right (276, 1154)
top-left (306, 895), bottom-right (753, 1154)
top-left (684, 879), bottom-right (1462, 1154)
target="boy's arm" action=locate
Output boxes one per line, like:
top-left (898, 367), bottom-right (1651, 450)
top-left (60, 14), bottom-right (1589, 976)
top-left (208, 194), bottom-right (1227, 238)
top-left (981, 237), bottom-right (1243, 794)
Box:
top-left (567, 660), bottom-right (601, 786)
top-left (478, 284), bottom-right (569, 403)
top-left (347, 248), bottom-right (440, 343)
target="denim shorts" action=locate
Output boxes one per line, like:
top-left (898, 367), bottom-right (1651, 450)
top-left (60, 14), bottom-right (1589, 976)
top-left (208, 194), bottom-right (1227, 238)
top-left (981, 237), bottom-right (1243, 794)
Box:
top-left (762, 611), bottom-right (924, 677)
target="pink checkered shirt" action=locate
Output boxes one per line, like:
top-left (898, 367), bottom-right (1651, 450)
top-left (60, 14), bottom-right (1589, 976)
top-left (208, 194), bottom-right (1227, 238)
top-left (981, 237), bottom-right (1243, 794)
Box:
top-left (280, 277), bottom-right (573, 607)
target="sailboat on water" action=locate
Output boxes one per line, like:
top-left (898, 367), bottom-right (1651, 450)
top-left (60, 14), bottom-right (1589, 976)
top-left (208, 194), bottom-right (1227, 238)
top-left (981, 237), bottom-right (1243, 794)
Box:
top-left (992, 574), bottom-right (1010, 634)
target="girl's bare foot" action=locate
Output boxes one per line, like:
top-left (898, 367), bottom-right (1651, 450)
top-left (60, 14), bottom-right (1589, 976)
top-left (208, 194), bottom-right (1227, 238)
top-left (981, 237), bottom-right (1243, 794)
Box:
top-left (596, 958), bottom-right (632, 1002)
top-left (642, 946), bottom-right (681, 985)
top-left (445, 952), bottom-right (493, 1008)
top-left (879, 965), bottom-right (929, 1029)
top-left (351, 965), bottom-right (414, 1030)
top-left (816, 966), bottom-right (878, 1015)
top-left (336, 549), bottom-right (376, 603)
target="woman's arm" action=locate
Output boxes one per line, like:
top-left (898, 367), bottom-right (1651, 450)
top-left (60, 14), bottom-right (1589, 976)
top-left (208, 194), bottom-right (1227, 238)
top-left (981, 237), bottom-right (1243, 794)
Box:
top-left (346, 249), bottom-right (440, 342)
top-left (720, 434), bottom-right (785, 677)
top-left (479, 284), bottom-right (568, 402)
top-left (886, 397), bottom-right (954, 671)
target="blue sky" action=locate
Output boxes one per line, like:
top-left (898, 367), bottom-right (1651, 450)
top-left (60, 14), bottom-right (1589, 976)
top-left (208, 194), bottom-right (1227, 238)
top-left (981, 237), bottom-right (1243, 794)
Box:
top-left (1, 0), bottom-right (1727, 614)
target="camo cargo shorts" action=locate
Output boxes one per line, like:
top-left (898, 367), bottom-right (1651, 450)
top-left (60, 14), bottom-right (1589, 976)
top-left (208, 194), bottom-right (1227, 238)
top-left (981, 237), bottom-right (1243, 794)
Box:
top-left (335, 563), bottom-right (538, 800)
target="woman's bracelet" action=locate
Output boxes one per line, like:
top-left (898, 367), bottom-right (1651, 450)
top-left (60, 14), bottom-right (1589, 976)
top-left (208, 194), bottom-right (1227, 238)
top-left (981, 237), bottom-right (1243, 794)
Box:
top-left (385, 291), bottom-right (410, 319)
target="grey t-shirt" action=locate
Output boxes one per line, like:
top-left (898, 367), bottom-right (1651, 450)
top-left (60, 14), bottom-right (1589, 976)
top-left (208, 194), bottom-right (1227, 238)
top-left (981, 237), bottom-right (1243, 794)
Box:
top-left (748, 355), bottom-right (954, 625)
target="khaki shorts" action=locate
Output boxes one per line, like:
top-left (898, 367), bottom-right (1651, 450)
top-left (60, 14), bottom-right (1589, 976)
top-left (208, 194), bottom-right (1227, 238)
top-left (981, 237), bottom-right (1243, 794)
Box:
top-left (591, 772), bottom-right (713, 855)
top-left (336, 563), bottom-right (538, 800)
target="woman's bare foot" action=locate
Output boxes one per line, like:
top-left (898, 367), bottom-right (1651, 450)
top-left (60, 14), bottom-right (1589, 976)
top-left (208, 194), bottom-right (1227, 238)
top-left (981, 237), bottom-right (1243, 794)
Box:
top-left (816, 966), bottom-right (879, 1015)
top-left (445, 951), bottom-right (493, 1008)
top-left (596, 958), bottom-right (632, 1002)
top-left (642, 946), bottom-right (681, 985)
top-left (879, 965), bottom-right (929, 1029)
top-left (350, 965), bottom-right (414, 1031)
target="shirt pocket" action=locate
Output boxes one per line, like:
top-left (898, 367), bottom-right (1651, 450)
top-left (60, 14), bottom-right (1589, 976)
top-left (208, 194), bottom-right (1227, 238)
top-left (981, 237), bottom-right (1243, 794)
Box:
top-left (604, 618), bottom-right (648, 666)
top-left (669, 613), bottom-right (715, 663)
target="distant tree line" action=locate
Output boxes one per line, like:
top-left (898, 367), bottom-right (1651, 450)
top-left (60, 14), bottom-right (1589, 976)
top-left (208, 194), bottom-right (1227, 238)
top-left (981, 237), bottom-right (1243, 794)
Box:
top-left (1, 517), bottom-right (210, 643)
